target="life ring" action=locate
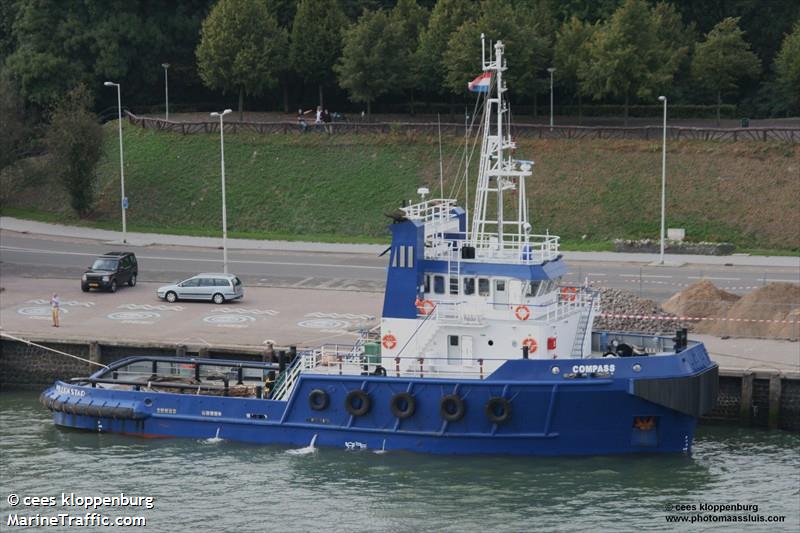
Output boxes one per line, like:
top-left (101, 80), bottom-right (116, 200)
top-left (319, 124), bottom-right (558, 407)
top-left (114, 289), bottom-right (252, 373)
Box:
top-left (514, 305), bottom-right (530, 321)
top-left (308, 389), bottom-right (329, 411)
top-left (633, 416), bottom-right (656, 431)
top-left (560, 287), bottom-right (577, 302)
top-left (381, 334), bottom-right (397, 350)
top-left (485, 397), bottom-right (512, 424)
top-left (345, 389), bottom-right (371, 417)
top-left (390, 392), bottom-right (416, 419)
top-left (416, 299), bottom-right (435, 315)
top-left (522, 337), bottom-right (538, 353)
top-left (440, 394), bottom-right (466, 422)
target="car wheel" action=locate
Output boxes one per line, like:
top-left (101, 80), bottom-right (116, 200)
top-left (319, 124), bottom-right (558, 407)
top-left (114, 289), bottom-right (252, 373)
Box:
top-left (212, 293), bottom-right (225, 305)
top-left (110, 280), bottom-right (118, 293)
top-left (128, 274), bottom-right (137, 287)
top-left (166, 291), bottom-right (178, 303)
top-left (81, 284), bottom-right (89, 292)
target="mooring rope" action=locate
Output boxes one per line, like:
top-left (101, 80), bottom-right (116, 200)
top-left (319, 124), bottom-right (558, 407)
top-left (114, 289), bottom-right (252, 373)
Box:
top-left (0, 331), bottom-right (109, 369)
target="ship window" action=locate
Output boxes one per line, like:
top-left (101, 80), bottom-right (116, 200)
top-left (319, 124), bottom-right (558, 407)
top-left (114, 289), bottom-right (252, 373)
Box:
top-left (538, 280), bottom-right (554, 296)
top-left (495, 280), bottom-right (506, 292)
top-left (449, 276), bottom-right (459, 294)
top-left (391, 249), bottom-right (398, 267)
top-left (407, 246), bottom-right (414, 268)
top-left (478, 278), bottom-right (490, 296)
top-left (463, 278), bottom-right (475, 295)
top-left (526, 281), bottom-right (540, 297)
top-left (434, 275), bottom-right (445, 294)
top-left (398, 246), bottom-right (406, 268)
top-left (449, 335), bottom-right (459, 346)
top-left (424, 274), bottom-right (430, 293)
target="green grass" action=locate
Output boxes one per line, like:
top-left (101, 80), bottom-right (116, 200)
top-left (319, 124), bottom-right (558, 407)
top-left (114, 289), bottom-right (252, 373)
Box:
top-left (2, 124), bottom-right (798, 253)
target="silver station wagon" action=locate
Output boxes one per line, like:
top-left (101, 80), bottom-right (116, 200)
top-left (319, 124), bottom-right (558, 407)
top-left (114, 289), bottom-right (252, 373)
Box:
top-left (157, 273), bottom-right (244, 304)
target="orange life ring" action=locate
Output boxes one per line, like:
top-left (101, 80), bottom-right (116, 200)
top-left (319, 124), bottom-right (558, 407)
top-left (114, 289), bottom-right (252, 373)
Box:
top-left (633, 416), bottom-right (656, 431)
top-left (382, 334), bottom-right (397, 350)
top-left (416, 299), bottom-right (435, 315)
top-left (514, 305), bottom-right (530, 321)
top-left (522, 337), bottom-right (538, 353)
top-left (560, 287), bottom-right (577, 302)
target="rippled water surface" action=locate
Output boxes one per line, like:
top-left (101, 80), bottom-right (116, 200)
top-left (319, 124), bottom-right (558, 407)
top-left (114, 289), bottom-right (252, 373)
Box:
top-left (1, 391), bottom-right (798, 532)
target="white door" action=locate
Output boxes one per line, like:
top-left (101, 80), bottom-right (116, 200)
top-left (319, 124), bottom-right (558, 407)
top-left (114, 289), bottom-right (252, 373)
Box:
top-left (447, 335), bottom-right (461, 364)
top-left (493, 279), bottom-right (508, 310)
top-left (462, 335), bottom-right (473, 365)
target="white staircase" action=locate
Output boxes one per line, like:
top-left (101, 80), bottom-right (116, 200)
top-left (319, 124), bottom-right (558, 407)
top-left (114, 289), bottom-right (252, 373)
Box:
top-left (570, 292), bottom-right (598, 357)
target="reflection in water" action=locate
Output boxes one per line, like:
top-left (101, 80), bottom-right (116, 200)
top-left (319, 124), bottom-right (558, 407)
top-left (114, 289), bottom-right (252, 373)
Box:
top-left (1, 391), bottom-right (798, 532)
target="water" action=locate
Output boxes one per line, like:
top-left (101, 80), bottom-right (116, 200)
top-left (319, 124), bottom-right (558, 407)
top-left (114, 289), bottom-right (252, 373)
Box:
top-left (1, 391), bottom-right (798, 532)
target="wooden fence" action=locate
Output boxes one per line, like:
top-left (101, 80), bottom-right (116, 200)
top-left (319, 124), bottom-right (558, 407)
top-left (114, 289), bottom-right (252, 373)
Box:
top-left (125, 112), bottom-right (800, 143)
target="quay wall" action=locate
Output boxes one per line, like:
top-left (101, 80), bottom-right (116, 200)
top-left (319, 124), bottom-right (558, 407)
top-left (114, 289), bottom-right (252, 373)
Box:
top-left (2, 336), bottom-right (798, 432)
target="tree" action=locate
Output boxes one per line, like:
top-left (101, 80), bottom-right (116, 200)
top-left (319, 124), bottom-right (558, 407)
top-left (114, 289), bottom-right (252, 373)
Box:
top-left (774, 21), bottom-right (800, 113)
top-left (390, 0), bottom-right (429, 114)
top-left (196, 0), bottom-right (287, 121)
top-left (44, 85), bottom-right (103, 216)
top-left (553, 17), bottom-right (596, 123)
top-left (0, 76), bottom-right (35, 170)
top-left (335, 9), bottom-right (401, 116)
top-left (691, 17), bottom-right (761, 125)
top-left (289, 0), bottom-right (348, 108)
top-left (579, 0), bottom-right (686, 125)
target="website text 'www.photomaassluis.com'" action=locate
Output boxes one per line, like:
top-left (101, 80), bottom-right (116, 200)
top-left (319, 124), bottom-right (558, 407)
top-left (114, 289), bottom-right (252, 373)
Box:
top-left (5, 492), bottom-right (153, 528)
top-left (663, 502), bottom-right (787, 525)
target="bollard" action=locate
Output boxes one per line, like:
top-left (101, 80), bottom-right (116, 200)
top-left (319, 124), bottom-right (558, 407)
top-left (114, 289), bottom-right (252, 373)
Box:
top-left (768, 374), bottom-right (782, 430)
top-left (198, 346), bottom-right (210, 358)
top-left (739, 372), bottom-right (754, 426)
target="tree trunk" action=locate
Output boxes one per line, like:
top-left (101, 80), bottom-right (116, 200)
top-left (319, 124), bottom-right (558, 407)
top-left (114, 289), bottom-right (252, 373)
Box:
top-left (578, 94), bottom-right (583, 126)
top-left (318, 84), bottom-right (324, 109)
top-left (282, 83), bottom-right (289, 114)
top-left (533, 93), bottom-right (538, 118)
top-left (716, 90), bottom-right (721, 127)
top-left (624, 92), bottom-right (629, 127)
top-left (367, 100), bottom-right (371, 117)
top-left (409, 89), bottom-right (415, 116)
top-left (449, 94), bottom-right (455, 121)
top-left (238, 88), bottom-right (244, 122)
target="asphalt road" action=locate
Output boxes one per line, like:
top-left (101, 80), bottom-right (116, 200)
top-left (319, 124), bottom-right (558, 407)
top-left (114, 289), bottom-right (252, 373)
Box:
top-left (1, 231), bottom-right (798, 302)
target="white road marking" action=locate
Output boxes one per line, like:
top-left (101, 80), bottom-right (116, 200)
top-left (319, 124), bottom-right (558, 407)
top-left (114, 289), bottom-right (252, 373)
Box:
top-left (617, 274), bottom-right (672, 278)
top-left (291, 277), bottom-right (315, 287)
top-left (687, 276), bottom-right (741, 281)
top-left (765, 278), bottom-right (799, 283)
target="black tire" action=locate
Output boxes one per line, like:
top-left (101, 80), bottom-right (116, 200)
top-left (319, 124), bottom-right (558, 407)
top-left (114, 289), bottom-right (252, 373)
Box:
top-left (165, 291), bottom-right (178, 303)
top-left (128, 274), bottom-right (137, 287)
top-left (81, 284), bottom-right (89, 292)
top-left (308, 389), bottom-right (329, 411)
top-left (345, 389), bottom-right (371, 417)
top-left (390, 392), bottom-right (416, 419)
top-left (109, 279), bottom-right (118, 293)
top-left (485, 397), bottom-right (512, 424)
top-left (440, 394), bottom-right (466, 422)
top-left (212, 293), bottom-right (225, 305)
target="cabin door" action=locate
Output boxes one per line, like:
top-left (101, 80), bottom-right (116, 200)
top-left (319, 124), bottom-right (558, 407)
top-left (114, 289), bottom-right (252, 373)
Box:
top-left (447, 335), bottom-right (461, 364)
top-left (493, 279), bottom-right (508, 310)
top-left (461, 335), bottom-right (473, 365)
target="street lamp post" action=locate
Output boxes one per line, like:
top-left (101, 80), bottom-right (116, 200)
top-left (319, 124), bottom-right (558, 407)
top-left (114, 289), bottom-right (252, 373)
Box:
top-left (104, 81), bottom-right (127, 243)
top-left (210, 109), bottom-right (232, 273)
top-left (547, 67), bottom-right (556, 131)
top-left (161, 63), bottom-right (170, 121)
top-left (658, 95), bottom-right (667, 264)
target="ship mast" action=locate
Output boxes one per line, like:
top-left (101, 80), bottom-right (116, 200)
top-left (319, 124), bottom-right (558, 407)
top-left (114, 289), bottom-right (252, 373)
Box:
top-left (469, 37), bottom-right (532, 252)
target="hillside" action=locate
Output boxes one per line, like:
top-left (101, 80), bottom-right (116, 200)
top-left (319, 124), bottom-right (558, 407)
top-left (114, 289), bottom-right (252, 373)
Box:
top-left (1, 124), bottom-right (798, 250)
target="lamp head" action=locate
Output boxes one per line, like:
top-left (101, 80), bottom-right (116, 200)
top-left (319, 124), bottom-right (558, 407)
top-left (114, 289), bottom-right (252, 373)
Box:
top-left (104, 81), bottom-right (115, 87)
top-left (162, 63), bottom-right (170, 69)
top-left (658, 95), bottom-right (666, 102)
top-left (547, 67), bottom-right (556, 73)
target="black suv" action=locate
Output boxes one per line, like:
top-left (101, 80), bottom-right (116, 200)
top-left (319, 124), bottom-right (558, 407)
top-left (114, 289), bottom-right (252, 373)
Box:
top-left (81, 252), bottom-right (138, 292)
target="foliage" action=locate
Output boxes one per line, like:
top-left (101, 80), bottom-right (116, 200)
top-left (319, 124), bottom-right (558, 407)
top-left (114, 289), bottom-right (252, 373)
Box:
top-left (289, 0), bottom-right (348, 105)
top-left (335, 9), bottom-right (402, 114)
top-left (196, 0), bottom-right (287, 117)
top-left (0, 76), bottom-right (36, 170)
top-left (553, 17), bottom-right (595, 97)
top-left (774, 21), bottom-right (800, 112)
top-left (43, 85), bottom-right (104, 216)
top-left (691, 17), bottom-right (761, 123)
top-left (415, 0), bottom-right (475, 96)
top-left (390, 0), bottom-right (429, 96)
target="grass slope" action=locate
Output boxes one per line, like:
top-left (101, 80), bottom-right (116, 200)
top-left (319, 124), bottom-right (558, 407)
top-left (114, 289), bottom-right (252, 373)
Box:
top-left (2, 124), bottom-right (798, 251)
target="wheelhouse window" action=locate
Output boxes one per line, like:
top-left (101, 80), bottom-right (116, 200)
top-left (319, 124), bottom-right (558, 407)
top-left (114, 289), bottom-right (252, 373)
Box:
top-left (434, 275), bottom-right (445, 294)
top-left (525, 281), bottom-right (540, 297)
top-left (424, 274), bottom-right (431, 293)
top-left (463, 278), bottom-right (475, 295)
top-left (478, 278), bottom-right (490, 296)
top-left (494, 280), bottom-right (506, 293)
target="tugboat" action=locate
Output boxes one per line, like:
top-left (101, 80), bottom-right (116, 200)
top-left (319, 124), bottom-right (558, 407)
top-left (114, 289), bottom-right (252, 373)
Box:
top-left (41, 38), bottom-right (717, 455)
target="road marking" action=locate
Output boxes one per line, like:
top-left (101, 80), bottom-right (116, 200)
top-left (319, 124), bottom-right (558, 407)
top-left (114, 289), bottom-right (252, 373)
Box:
top-left (291, 277), bottom-right (315, 287)
top-left (687, 276), bottom-right (741, 281)
top-left (765, 278), bottom-right (799, 283)
top-left (617, 274), bottom-right (672, 278)
top-left (27, 299), bottom-right (94, 307)
top-left (0, 246), bottom-right (384, 270)
top-left (586, 273), bottom-right (607, 276)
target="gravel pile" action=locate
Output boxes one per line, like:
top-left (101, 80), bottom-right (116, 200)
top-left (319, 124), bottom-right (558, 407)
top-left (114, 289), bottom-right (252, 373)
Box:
top-left (592, 287), bottom-right (689, 334)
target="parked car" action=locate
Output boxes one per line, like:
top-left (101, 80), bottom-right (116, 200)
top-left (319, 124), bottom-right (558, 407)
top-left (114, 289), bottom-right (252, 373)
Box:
top-left (81, 252), bottom-right (138, 292)
top-left (156, 273), bottom-right (244, 304)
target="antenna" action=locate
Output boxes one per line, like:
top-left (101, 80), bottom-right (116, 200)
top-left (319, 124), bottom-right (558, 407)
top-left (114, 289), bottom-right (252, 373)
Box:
top-left (464, 107), bottom-right (470, 238)
top-left (437, 113), bottom-right (444, 198)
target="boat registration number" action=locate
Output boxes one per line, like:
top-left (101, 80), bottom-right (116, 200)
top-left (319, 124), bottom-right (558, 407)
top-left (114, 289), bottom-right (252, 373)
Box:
top-left (89, 283), bottom-right (99, 287)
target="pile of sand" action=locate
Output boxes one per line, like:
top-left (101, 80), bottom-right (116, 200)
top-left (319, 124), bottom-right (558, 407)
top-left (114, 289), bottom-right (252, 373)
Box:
top-left (663, 281), bottom-right (799, 339)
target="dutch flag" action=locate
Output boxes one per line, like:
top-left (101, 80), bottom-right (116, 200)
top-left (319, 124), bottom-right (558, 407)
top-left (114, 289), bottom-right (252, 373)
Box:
top-left (467, 72), bottom-right (491, 93)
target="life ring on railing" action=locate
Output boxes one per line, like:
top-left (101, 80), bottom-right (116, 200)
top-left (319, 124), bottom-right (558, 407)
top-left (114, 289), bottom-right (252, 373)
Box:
top-left (308, 389), bottom-right (329, 411)
top-left (485, 397), bottom-right (512, 424)
top-left (416, 298), bottom-right (435, 315)
top-left (382, 334), bottom-right (397, 350)
top-left (560, 287), bottom-right (578, 301)
top-left (514, 305), bottom-right (530, 321)
top-left (522, 337), bottom-right (538, 353)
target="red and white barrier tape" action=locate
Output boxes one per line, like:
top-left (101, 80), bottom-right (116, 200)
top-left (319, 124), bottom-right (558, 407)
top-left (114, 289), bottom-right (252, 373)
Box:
top-left (597, 313), bottom-right (799, 324)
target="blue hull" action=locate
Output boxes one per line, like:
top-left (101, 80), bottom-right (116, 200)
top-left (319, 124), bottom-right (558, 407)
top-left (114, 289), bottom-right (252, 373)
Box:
top-left (41, 347), bottom-right (717, 456)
